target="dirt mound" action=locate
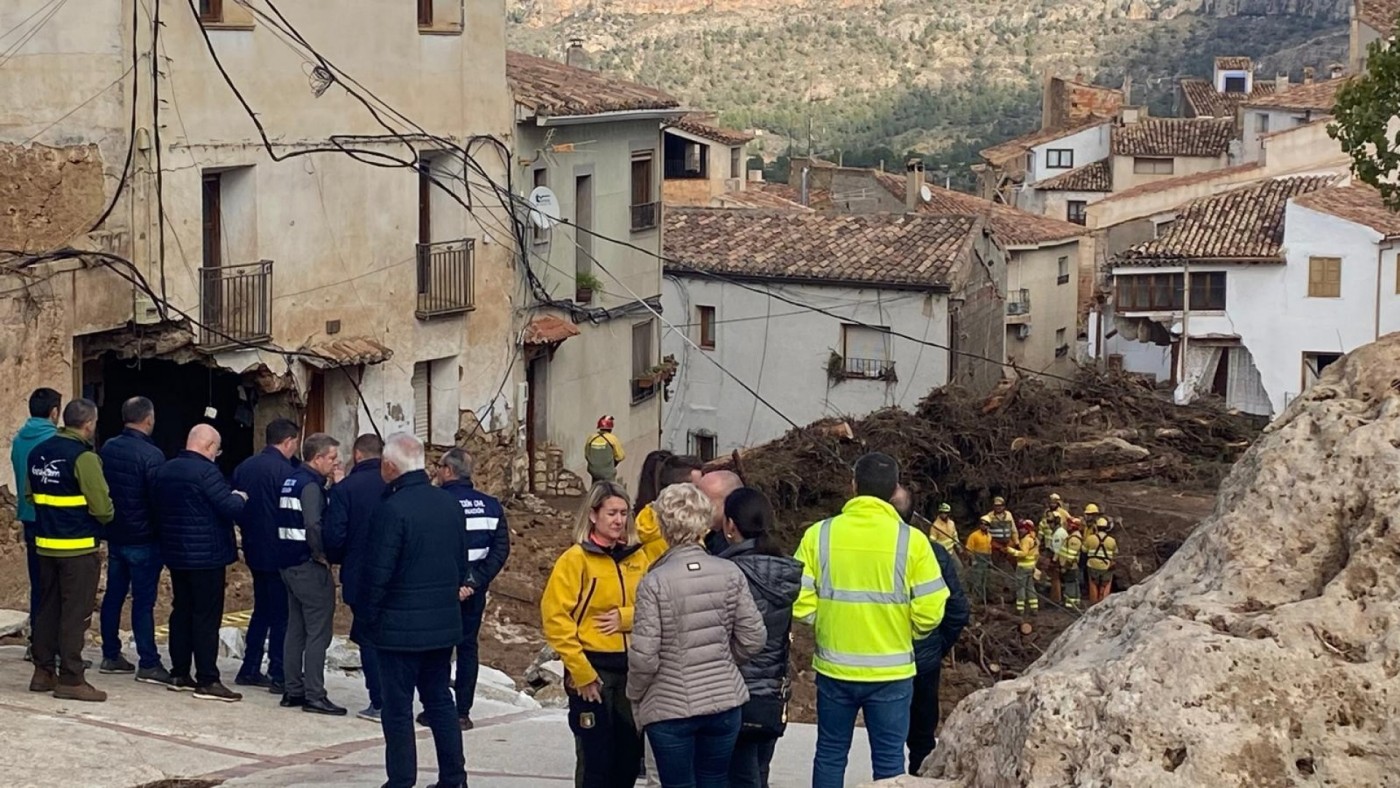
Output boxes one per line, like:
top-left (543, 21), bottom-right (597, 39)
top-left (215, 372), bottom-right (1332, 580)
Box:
top-left (913, 334), bottom-right (1400, 787)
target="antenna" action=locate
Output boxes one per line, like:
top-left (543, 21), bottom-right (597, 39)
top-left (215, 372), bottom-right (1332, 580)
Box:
top-left (528, 186), bottom-right (561, 230)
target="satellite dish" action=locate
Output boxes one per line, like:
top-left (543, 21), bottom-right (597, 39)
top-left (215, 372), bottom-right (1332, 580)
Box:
top-left (528, 186), bottom-right (561, 230)
top-left (920, 184), bottom-right (933, 203)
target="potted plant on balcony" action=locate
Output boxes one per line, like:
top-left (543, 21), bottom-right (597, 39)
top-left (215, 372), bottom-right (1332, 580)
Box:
top-left (575, 271), bottom-right (602, 303)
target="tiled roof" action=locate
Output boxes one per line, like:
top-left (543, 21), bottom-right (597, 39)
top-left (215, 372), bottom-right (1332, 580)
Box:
top-left (506, 51), bottom-right (680, 119)
top-left (1292, 184), bottom-right (1400, 237)
top-left (1117, 175), bottom-right (1335, 266)
top-left (1034, 160), bottom-right (1112, 192)
top-left (1180, 78), bottom-right (1277, 118)
top-left (1215, 56), bottom-right (1253, 71)
top-left (300, 337), bottom-right (393, 368)
top-left (1242, 78), bottom-right (1349, 112)
top-left (752, 182), bottom-right (833, 210)
top-left (873, 172), bottom-right (1085, 246)
top-left (979, 117), bottom-right (1109, 166)
top-left (1357, 0), bottom-right (1400, 30)
top-left (669, 114), bottom-right (754, 146)
top-left (711, 188), bottom-right (813, 211)
top-left (1096, 162), bottom-right (1265, 206)
top-left (522, 315), bottom-right (581, 345)
top-left (1112, 118), bottom-right (1234, 157)
top-left (663, 208), bottom-right (976, 289)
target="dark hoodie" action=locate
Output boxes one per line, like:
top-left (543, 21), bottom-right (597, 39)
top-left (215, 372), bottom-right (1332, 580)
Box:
top-left (720, 539), bottom-right (803, 700)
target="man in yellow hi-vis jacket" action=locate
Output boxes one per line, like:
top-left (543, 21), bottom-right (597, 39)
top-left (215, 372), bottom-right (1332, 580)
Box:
top-left (794, 453), bottom-right (949, 788)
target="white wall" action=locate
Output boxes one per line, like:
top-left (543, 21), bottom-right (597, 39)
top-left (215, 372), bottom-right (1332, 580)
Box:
top-left (660, 276), bottom-right (949, 454)
top-left (1240, 108), bottom-right (1315, 164)
top-left (1026, 124), bottom-right (1111, 185)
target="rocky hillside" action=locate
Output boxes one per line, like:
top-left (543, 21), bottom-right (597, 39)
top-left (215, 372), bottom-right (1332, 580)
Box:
top-left (507, 0), bottom-right (1347, 185)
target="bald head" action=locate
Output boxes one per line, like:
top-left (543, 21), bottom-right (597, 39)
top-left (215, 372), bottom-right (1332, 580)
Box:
top-left (187, 424), bottom-right (222, 461)
top-left (698, 470), bottom-right (743, 531)
top-left (891, 484), bottom-right (913, 523)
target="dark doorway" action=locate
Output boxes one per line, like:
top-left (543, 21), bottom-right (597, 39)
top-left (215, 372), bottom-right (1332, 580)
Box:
top-left (92, 354), bottom-right (255, 476)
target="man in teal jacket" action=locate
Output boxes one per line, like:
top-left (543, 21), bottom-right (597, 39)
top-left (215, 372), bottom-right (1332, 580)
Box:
top-left (9, 388), bottom-right (60, 659)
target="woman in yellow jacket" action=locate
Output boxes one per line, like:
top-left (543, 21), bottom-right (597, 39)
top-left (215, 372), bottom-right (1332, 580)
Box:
top-left (542, 481), bottom-right (652, 788)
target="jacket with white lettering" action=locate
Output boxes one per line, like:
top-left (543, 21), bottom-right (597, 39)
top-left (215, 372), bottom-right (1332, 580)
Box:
top-left (441, 479), bottom-right (509, 590)
top-left (273, 466), bottom-right (328, 569)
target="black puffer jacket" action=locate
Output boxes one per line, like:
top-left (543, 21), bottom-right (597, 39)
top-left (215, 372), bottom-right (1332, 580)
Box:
top-left (99, 428), bottom-right (165, 545)
top-left (720, 540), bottom-right (803, 699)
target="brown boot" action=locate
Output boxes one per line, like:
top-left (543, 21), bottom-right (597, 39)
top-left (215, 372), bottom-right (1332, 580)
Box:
top-left (28, 667), bottom-right (57, 693)
top-left (53, 682), bottom-right (107, 703)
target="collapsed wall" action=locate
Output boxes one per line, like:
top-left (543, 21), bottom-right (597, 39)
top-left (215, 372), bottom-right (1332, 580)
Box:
top-left (917, 333), bottom-right (1400, 787)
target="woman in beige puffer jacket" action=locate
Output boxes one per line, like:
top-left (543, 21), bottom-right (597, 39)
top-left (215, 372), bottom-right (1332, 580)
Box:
top-left (627, 482), bottom-right (767, 788)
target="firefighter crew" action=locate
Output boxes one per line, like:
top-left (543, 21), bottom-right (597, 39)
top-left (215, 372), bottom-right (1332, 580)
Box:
top-left (432, 447), bottom-right (510, 731)
top-left (541, 481), bottom-right (651, 788)
top-left (24, 398), bottom-right (114, 702)
top-left (584, 415), bottom-right (626, 486)
top-left (1004, 520), bottom-right (1040, 617)
top-left (793, 453), bottom-right (950, 788)
top-left (1085, 519), bottom-right (1119, 605)
top-left (964, 518), bottom-right (993, 605)
top-left (1056, 518), bottom-right (1084, 609)
top-left (1037, 503), bottom-right (1063, 602)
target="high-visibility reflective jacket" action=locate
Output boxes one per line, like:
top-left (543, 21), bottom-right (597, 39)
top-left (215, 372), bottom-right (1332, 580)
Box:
top-left (1056, 531), bottom-right (1082, 567)
top-left (928, 515), bottom-right (959, 552)
top-left (793, 497), bottom-right (949, 682)
top-left (982, 510), bottom-right (1015, 543)
top-left (1005, 532), bottom-right (1039, 569)
top-left (1085, 532), bottom-right (1118, 572)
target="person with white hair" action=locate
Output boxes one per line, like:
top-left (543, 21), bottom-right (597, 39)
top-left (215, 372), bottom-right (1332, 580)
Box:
top-left (362, 433), bottom-right (470, 788)
top-left (627, 483), bottom-right (767, 787)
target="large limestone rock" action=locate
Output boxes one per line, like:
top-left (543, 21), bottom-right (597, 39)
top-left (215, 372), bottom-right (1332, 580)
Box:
top-left (918, 334), bottom-right (1400, 787)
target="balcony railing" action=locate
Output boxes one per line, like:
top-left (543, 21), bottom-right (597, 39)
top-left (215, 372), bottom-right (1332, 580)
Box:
top-left (416, 239), bottom-right (475, 319)
top-left (1007, 288), bottom-right (1031, 316)
top-left (199, 261), bottom-right (272, 350)
top-left (631, 201), bottom-right (660, 232)
top-left (840, 357), bottom-right (897, 381)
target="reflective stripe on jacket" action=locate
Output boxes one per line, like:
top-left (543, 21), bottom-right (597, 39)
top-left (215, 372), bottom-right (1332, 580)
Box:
top-left (793, 497), bottom-right (949, 682)
top-left (928, 516), bottom-right (959, 552)
top-left (441, 479), bottom-right (510, 590)
top-left (1055, 529), bottom-right (1082, 565)
top-left (27, 430), bottom-right (113, 557)
top-left (1085, 533), bottom-right (1117, 571)
top-left (1006, 532), bottom-right (1039, 569)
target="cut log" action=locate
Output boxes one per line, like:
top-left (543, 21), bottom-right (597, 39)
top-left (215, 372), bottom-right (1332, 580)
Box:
top-left (1059, 436), bottom-right (1151, 468)
top-left (1018, 456), bottom-right (1173, 486)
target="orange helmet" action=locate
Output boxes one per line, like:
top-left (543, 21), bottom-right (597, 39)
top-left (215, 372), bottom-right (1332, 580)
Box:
top-left (597, 415), bottom-right (615, 430)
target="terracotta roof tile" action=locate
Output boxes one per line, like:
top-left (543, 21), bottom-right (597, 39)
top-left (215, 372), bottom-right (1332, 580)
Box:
top-left (1292, 183), bottom-right (1400, 237)
top-left (1357, 0), bottom-right (1400, 30)
top-left (668, 114), bottom-right (754, 146)
top-left (752, 182), bottom-right (833, 210)
top-left (522, 315), bottom-right (581, 345)
top-left (711, 188), bottom-right (813, 211)
top-left (1112, 118), bottom-right (1234, 157)
top-left (663, 208), bottom-right (975, 289)
top-left (506, 51), bottom-right (680, 118)
top-left (1180, 78), bottom-right (1277, 118)
top-left (1215, 56), bottom-right (1253, 71)
top-left (1117, 175), bottom-right (1336, 266)
top-left (300, 337), bottom-right (393, 368)
top-left (979, 117), bottom-right (1110, 166)
top-left (1242, 78), bottom-right (1349, 112)
top-left (1034, 160), bottom-right (1112, 192)
top-left (872, 172), bottom-right (1085, 246)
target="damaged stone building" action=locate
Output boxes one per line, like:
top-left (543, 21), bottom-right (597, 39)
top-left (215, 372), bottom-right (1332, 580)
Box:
top-left (0, 0), bottom-right (519, 488)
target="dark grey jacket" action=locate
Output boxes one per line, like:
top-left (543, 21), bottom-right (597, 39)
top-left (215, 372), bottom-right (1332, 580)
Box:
top-left (720, 539), bottom-right (802, 700)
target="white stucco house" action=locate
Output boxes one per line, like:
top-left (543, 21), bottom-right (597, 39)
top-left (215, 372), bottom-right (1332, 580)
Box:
top-left (660, 208), bottom-right (1008, 458)
top-left (1103, 174), bottom-right (1400, 417)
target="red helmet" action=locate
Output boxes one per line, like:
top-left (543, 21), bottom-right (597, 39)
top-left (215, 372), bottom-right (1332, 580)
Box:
top-left (1019, 519), bottom-right (1035, 533)
top-left (597, 415), bottom-right (615, 430)
top-left (1068, 517), bottom-right (1083, 532)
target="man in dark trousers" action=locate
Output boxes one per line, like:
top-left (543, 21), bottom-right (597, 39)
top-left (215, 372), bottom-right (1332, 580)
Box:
top-left (274, 432), bottom-right (346, 716)
top-left (10, 387), bottom-right (59, 663)
top-left (98, 396), bottom-right (172, 685)
top-left (231, 418), bottom-right (299, 692)
top-left (155, 424), bottom-right (247, 702)
top-left (427, 447), bottom-right (509, 731)
top-left (324, 433), bottom-right (386, 722)
top-left (25, 398), bottom-right (113, 702)
top-left (364, 433), bottom-right (468, 788)
top-left (892, 485), bottom-right (970, 775)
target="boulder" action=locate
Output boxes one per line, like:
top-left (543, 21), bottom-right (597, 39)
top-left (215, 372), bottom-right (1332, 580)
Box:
top-left (0, 609), bottom-right (28, 638)
top-left (218, 626), bottom-right (246, 660)
top-left (326, 636), bottom-right (362, 670)
top-left (921, 334), bottom-right (1400, 787)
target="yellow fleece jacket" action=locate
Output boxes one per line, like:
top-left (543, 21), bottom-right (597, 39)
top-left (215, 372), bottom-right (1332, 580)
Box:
top-left (540, 540), bottom-right (651, 687)
top-left (636, 503), bottom-right (669, 563)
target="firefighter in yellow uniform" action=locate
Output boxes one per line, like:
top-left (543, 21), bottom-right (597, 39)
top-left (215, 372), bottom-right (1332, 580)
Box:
top-left (1078, 503), bottom-right (1101, 595)
top-left (1084, 518), bottom-right (1118, 605)
top-left (1003, 520), bottom-right (1040, 617)
top-left (1056, 518), bottom-right (1084, 609)
top-left (964, 519), bottom-right (993, 605)
top-left (927, 503), bottom-right (962, 580)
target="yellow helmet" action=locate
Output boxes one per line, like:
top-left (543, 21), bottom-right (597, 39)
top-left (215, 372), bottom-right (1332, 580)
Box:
top-left (1084, 503), bottom-right (1101, 515)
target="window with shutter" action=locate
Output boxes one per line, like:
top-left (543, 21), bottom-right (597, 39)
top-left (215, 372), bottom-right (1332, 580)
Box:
top-left (1307, 257), bottom-right (1341, 298)
top-left (412, 361), bottom-right (431, 441)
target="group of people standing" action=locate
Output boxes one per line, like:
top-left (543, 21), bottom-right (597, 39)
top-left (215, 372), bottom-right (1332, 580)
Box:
top-left (544, 449), bottom-right (970, 788)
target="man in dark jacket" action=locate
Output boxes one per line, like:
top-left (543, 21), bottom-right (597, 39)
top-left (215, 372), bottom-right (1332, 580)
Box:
top-left (893, 486), bottom-right (970, 775)
top-left (429, 447), bottom-right (509, 731)
top-left (364, 433), bottom-right (468, 788)
top-left (155, 424), bottom-right (247, 702)
top-left (97, 396), bottom-right (171, 685)
top-left (323, 433), bottom-right (386, 722)
top-left (274, 432), bottom-right (346, 716)
top-left (230, 418), bottom-right (299, 691)
top-left (25, 398), bottom-right (113, 702)
top-left (10, 387), bottom-right (59, 662)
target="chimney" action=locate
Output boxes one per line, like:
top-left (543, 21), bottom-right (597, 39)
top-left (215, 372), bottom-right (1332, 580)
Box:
top-left (1275, 73), bottom-right (1289, 92)
top-left (905, 158), bottom-right (926, 211)
top-left (1120, 106), bottom-right (1142, 125)
top-left (1329, 63), bottom-right (1345, 79)
top-left (747, 168), bottom-right (764, 183)
top-left (1303, 66), bottom-right (1315, 85)
top-left (566, 38), bottom-right (588, 70)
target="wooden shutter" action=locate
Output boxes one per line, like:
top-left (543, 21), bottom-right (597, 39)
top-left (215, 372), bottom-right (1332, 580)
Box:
top-left (412, 361), bottom-right (430, 442)
top-left (1308, 257), bottom-right (1341, 298)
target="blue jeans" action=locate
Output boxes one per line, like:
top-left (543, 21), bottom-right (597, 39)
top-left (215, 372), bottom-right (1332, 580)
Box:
top-left (646, 707), bottom-right (743, 788)
top-left (379, 647), bottom-right (465, 788)
top-left (813, 674), bottom-right (914, 788)
top-left (100, 543), bottom-right (165, 668)
top-left (239, 569), bottom-right (287, 682)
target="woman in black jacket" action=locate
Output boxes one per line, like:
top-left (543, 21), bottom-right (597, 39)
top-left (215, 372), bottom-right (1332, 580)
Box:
top-left (717, 487), bottom-right (802, 788)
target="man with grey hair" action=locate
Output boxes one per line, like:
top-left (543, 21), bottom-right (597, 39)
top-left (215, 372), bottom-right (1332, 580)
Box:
top-left (429, 446), bottom-right (509, 730)
top-left (273, 432), bottom-right (346, 716)
top-left (365, 433), bottom-right (469, 788)
top-left (697, 470), bottom-right (743, 555)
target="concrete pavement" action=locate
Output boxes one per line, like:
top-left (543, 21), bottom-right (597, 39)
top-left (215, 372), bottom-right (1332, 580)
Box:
top-left (0, 644), bottom-right (876, 787)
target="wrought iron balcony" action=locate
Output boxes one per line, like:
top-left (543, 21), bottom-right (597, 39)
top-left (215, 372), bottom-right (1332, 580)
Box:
top-left (839, 357), bottom-right (897, 381)
top-left (630, 201), bottom-right (660, 232)
top-left (416, 239), bottom-right (475, 319)
top-left (1007, 288), bottom-right (1031, 316)
top-left (199, 261), bottom-right (272, 350)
